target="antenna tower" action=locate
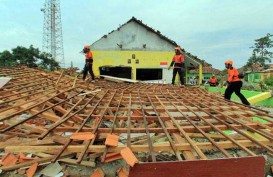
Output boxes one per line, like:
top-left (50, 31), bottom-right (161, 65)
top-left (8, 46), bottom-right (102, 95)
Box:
top-left (41, 0), bottom-right (65, 67)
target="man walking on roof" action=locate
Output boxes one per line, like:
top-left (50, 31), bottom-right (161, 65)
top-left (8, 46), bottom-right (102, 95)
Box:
top-left (82, 45), bottom-right (95, 82)
top-left (224, 60), bottom-right (250, 105)
top-left (168, 47), bottom-right (185, 85)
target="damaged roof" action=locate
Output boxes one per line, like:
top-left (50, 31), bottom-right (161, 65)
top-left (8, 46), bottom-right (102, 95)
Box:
top-left (0, 67), bottom-right (272, 176)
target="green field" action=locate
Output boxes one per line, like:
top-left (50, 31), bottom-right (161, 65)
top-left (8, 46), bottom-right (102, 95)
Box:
top-left (204, 86), bottom-right (273, 107)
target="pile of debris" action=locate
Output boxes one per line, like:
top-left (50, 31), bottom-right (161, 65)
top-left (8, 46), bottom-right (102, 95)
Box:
top-left (0, 67), bottom-right (273, 177)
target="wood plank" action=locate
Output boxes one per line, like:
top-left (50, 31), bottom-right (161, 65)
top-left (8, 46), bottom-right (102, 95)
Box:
top-left (165, 121), bottom-right (196, 160)
top-left (5, 119), bottom-right (46, 134)
top-left (54, 123), bottom-right (272, 133)
top-left (58, 158), bottom-right (96, 167)
top-left (45, 101), bottom-right (83, 122)
top-left (5, 139), bottom-right (273, 153)
top-left (28, 109), bottom-right (74, 126)
top-left (0, 138), bottom-right (55, 150)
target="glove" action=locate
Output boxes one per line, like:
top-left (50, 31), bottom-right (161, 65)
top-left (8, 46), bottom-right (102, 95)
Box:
top-left (224, 81), bottom-right (230, 86)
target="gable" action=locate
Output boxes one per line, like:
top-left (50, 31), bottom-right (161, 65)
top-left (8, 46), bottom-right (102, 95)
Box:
top-left (91, 21), bottom-right (176, 51)
top-left (90, 17), bottom-right (203, 66)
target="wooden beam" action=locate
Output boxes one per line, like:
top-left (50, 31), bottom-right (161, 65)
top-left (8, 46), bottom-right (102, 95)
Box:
top-left (5, 139), bottom-right (273, 154)
top-left (54, 122), bottom-right (270, 134)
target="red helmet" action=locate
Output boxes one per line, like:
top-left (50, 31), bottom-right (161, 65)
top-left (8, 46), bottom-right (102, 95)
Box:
top-left (84, 45), bottom-right (90, 49)
top-left (225, 60), bottom-right (233, 65)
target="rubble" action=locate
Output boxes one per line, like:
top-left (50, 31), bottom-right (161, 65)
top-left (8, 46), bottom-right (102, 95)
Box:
top-left (0, 67), bottom-right (273, 176)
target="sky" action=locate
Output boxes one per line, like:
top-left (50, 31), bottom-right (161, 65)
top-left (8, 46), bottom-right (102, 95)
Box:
top-left (0, 0), bottom-right (273, 70)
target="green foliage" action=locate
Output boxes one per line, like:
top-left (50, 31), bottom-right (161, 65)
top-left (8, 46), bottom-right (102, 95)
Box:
top-left (0, 50), bottom-right (16, 66)
top-left (0, 45), bottom-right (60, 70)
top-left (247, 33), bottom-right (273, 70)
top-left (221, 68), bottom-right (228, 75)
top-left (264, 77), bottom-right (273, 86)
top-left (246, 52), bottom-right (259, 71)
top-left (38, 52), bottom-right (60, 71)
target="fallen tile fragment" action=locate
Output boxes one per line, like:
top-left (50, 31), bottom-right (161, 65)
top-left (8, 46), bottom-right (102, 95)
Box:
top-left (1, 153), bottom-right (18, 166)
top-left (120, 147), bottom-right (138, 167)
top-left (105, 134), bottom-right (119, 147)
top-left (100, 152), bottom-right (123, 163)
top-left (117, 166), bottom-right (129, 177)
top-left (70, 132), bottom-right (95, 141)
top-left (26, 162), bottom-right (38, 177)
top-left (18, 153), bottom-right (35, 163)
top-left (90, 167), bottom-right (104, 177)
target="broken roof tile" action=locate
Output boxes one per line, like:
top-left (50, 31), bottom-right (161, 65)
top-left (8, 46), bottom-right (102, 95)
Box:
top-left (101, 152), bottom-right (123, 163)
top-left (1, 153), bottom-right (18, 166)
top-left (117, 166), bottom-right (129, 177)
top-left (70, 132), bottom-right (95, 141)
top-left (90, 167), bottom-right (104, 177)
top-left (18, 152), bottom-right (35, 163)
top-left (105, 134), bottom-right (119, 147)
top-left (26, 162), bottom-right (38, 177)
top-left (120, 147), bottom-right (139, 167)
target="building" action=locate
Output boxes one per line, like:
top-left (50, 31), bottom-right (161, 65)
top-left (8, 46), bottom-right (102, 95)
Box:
top-left (247, 69), bottom-right (273, 83)
top-left (243, 64), bottom-right (273, 83)
top-left (90, 17), bottom-right (204, 84)
top-left (188, 66), bottom-right (221, 84)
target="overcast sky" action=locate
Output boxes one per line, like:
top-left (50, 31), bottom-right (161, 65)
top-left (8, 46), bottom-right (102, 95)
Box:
top-left (0, 0), bottom-right (272, 70)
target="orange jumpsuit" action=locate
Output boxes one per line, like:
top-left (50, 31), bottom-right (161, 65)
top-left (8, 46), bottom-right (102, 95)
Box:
top-left (224, 67), bottom-right (249, 105)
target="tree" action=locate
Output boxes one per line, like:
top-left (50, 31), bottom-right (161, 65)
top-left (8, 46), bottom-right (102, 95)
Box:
top-left (0, 45), bottom-right (60, 70)
top-left (39, 52), bottom-right (60, 70)
top-left (221, 68), bottom-right (228, 76)
top-left (11, 45), bottom-right (39, 67)
top-left (247, 33), bottom-right (273, 69)
top-left (246, 52), bottom-right (260, 72)
top-left (0, 50), bottom-right (15, 66)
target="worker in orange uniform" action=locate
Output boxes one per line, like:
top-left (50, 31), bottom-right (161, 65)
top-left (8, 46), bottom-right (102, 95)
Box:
top-left (82, 45), bottom-right (95, 82)
top-left (168, 47), bottom-right (185, 85)
top-left (208, 75), bottom-right (218, 87)
top-left (224, 60), bottom-right (250, 105)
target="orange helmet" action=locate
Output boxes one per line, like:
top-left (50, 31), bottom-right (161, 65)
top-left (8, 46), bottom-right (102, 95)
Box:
top-left (224, 60), bottom-right (233, 65)
top-left (84, 45), bottom-right (90, 49)
top-left (175, 47), bottom-right (181, 51)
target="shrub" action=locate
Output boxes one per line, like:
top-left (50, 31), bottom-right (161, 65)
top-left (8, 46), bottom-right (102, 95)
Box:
top-left (264, 77), bottom-right (273, 86)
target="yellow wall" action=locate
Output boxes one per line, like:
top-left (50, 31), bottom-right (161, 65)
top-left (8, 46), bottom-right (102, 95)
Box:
top-left (261, 72), bottom-right (273, 80)
top-left (93, 51), bottom-right (174, 80)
